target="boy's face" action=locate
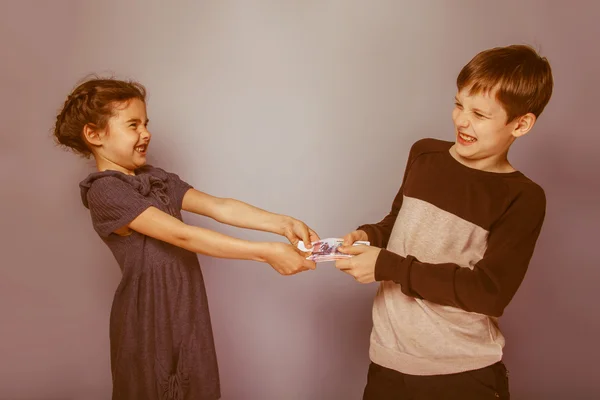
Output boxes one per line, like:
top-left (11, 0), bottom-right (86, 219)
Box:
top-left (452, 86), bottom-right (531, 171)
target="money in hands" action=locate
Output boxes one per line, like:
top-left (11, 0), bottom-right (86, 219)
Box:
top-left (297, 238), bottom-right (370, 262)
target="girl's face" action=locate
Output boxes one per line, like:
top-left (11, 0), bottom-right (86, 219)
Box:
top-left (87, 98), bottom-right (151, 175)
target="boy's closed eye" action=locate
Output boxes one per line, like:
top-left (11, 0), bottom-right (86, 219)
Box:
top-left (454, 100), bottom-right (489, 119)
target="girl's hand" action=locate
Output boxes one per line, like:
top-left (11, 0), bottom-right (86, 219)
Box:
top-left (264, 242), bottom-right (316, 275)
top-left (281, 217), bottom-right (320, 249)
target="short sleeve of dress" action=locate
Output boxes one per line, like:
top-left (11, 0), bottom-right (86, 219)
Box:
top-left (154, 167), bottom-right (194, 210)
top-left (86, 176), bottom-right (153, 238)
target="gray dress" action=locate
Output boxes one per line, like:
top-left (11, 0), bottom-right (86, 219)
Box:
top-left (80, 165), bottom-right (220, 400)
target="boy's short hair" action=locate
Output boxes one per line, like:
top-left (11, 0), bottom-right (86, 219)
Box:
top-left (457, 44), bottom-right (553, 123)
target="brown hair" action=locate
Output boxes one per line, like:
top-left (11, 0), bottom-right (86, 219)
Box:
top-left (457, 44), bottom-right (553, 123)
top-left (53, 76), bottom-right (147, 157)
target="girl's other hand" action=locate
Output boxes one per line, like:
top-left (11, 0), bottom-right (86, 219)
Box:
top-left (263, 242), bottom-right (316, 276)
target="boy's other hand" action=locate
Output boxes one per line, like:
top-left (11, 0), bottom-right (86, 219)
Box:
top-left (341, 230), bottom-right (369, 246)
top-left (335, 244), bottom-right (380, 284)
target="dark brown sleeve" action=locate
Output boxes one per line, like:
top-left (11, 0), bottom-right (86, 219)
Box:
top-left (358, 188), bottom-right (404, 248)
top-left (86, 177), bottom-right (153, 238)
top-left (357, 140), bottom-right (423, 248)
top-left (374, 186), bottom-right (546, 317)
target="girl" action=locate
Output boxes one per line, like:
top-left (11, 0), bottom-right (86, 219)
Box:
top-left (53, 77), bottom-right (319, 400)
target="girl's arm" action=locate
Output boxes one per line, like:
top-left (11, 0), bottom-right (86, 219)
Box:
top-left (181, 189), bottom-right (319, 245)
top-left (127, 206), bottom-right (315, 275)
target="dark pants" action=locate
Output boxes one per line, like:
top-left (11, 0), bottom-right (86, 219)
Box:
top-left (363, 361), bottom-right (510, 400)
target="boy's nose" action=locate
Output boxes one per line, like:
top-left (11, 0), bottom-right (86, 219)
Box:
top-left (456, 115), bottom-right (469, 128)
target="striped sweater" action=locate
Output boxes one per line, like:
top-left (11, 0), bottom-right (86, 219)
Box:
top-left (358, 138), bottom-right (546, 375)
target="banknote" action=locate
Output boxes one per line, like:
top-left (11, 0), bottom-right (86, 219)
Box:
top-left (297, 238), bottom-right (370, 262)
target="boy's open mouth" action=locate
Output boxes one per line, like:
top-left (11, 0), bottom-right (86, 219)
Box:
top-left (458, 132), bottom-right (477, 143)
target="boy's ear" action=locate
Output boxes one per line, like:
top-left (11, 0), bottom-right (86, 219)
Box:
top-left (83, 123), bottom-right (104, 147)
top-left (512, 113), bottom-right (536, 138)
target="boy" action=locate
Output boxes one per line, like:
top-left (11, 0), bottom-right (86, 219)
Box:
top-left (335, 44), bottom-right (553, 399)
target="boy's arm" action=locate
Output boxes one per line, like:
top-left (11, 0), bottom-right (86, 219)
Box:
top-left (374, 187), bottom-right (546, 318)
top-left (355, 140), bottom-right (424, 248)
top-left (357, 188), bottom-right (404, 248)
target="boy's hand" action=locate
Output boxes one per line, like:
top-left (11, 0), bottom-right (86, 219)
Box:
top-left (335, 244), bottom-right (380, 283)
top-left (341, 230), bottom-right (369, 246)
top-left (281, 217), bottom-right (320, 249)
